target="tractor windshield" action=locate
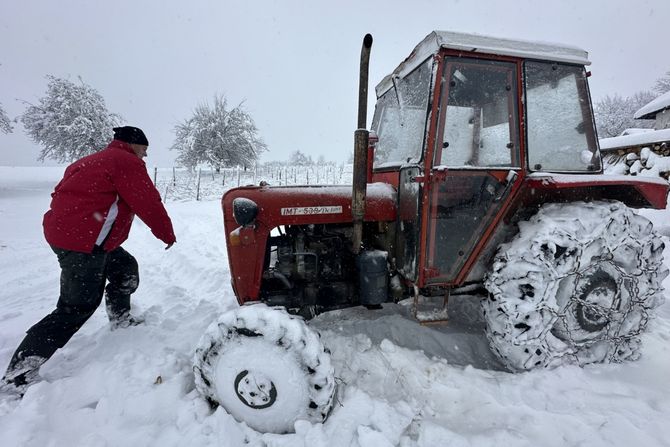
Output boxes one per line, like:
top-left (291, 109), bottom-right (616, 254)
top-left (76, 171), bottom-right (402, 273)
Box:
top-left (372, 58), bottom-right (433, 168)
top-left (435, 57), bottom-right (520, 168)
top-left (524, 62), bottom-right (600, 172)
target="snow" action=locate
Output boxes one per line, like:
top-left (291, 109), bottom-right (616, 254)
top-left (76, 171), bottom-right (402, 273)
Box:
top-left (527, 171), bottom-right (669, 186)
top-left (376, 31), bottom-right (589, 97)
top-left (620, 128), bottom-right (655, 136)
top-left (1, 166), bottom-right (670, 446)
top-left (599, 127), bottom-right (670, 151)
top-left (634, 90), bottom-right (670, 119)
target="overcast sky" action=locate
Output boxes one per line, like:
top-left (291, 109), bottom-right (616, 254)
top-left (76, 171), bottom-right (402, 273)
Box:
top-left (1, 0), bottom-right (668, 167)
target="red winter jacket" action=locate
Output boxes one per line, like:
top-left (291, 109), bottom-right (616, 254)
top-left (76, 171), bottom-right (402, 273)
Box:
top-left (43, 140), bottom-right (176, 253)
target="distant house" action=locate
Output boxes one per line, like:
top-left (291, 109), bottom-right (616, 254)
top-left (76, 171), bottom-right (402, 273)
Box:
top-left (634, 90), bottom-right (670, 130)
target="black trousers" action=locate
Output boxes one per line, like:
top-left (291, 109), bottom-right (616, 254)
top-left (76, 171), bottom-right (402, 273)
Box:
top-left (4, 246), bottom-right (139, 379)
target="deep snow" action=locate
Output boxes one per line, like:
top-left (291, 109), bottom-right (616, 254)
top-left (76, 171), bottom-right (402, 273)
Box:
top-left (1, 166), bottom-right (669, 446)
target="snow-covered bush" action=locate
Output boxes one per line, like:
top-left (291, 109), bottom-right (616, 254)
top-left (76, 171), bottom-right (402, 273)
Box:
top-left (20, 76), bottom-right (122, 162)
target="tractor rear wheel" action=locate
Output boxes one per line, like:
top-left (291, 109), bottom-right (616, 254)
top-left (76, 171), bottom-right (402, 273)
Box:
top-left (483, 201), bottom-right (667, 371)
top-left (193, 304), bottom-right (336, 433)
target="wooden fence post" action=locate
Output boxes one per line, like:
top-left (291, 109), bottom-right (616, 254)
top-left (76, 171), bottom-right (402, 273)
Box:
top-left (196, 168), bottom-right (202, 201)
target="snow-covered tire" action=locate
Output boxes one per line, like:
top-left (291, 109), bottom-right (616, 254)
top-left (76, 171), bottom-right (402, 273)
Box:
top-left (483, 201), bottom-right (668, 371)
top-left (193, 304), bottom-right (335, 434)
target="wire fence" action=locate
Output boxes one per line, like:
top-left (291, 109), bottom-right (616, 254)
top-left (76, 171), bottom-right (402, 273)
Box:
top-left (154, 164), bottom-right (353, 202)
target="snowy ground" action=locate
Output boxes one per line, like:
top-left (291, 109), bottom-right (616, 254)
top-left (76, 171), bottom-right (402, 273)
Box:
top-left (1, 166), bottom-right (669, 447)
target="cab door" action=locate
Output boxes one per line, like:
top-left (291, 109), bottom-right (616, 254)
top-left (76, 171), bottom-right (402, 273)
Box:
top-left (422, 56), bottom-right (523, 285)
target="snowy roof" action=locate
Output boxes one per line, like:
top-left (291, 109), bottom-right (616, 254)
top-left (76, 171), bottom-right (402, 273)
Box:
top-left (599, 127), bottom-right (670, 151)
top-left (376, 30), bottom-right (590, 97)
top-left (634, 90), bottom-right (670, 119)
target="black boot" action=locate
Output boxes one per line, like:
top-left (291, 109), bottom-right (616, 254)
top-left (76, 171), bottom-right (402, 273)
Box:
top-left (1, 355), bottom-right (45, 398)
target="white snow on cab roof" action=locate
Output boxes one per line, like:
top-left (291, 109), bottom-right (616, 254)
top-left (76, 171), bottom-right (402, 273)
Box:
top-left (634, 90), bottom-right (670, 119)
top-left (376, 30), bottom-right (590, 97)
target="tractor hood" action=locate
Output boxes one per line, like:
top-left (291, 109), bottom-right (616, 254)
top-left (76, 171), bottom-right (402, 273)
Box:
top-left (221, 182), bottom-right (397, 303)
top-left (222, 183), bottom-right (397, 231)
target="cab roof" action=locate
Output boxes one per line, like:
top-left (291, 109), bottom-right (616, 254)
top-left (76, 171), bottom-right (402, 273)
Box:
top-left (376, 30), bottom-right (591, 97)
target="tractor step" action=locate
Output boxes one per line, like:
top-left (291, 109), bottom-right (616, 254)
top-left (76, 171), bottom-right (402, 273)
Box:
top-left (412, 288), bottom-right (450, 325)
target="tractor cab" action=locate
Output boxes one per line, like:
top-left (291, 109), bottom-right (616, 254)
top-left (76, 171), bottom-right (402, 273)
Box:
top-left (368, 31), bottom-right (663, 290)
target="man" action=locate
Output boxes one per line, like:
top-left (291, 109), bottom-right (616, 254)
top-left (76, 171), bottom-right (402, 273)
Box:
top-left (1, 126), bottom-right (176, 395)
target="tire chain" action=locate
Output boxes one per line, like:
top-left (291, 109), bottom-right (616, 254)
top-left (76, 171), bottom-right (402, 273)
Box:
top-left (194, 305), bottom-right (336, 424)
top-left (483, 201), bottom-right (667, 371)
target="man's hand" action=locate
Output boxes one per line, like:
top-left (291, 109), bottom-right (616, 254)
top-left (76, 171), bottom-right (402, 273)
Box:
top-left (165, 242), bottom-right (175, 250)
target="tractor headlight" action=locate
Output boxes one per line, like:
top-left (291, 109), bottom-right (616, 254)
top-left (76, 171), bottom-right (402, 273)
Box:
top-left (232, 198), bottom-right (259, 226)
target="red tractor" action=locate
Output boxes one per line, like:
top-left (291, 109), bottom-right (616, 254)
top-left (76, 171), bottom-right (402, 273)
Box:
top-left (193, 31), bottom-right (669, 433)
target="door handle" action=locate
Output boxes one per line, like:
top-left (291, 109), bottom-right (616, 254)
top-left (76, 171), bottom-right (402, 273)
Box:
top-left (494, 170), bottom-right (518, 202)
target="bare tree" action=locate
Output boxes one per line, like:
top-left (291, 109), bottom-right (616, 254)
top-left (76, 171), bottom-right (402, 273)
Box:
top-left (20, 76), bottom-right (122, 162)
top-left (594, 91), bottom-right (655, 138)
top-left (288, 150), bottom-right (313, 166)
top-left (171, 95), bottom-right (267, 170)
top-left (594, 70), bottom-right (670, 138)
top-left (653, 70), bottom-right (670, 94)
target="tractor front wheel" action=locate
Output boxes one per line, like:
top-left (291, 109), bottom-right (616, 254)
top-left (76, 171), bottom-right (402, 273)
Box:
top-left (483, 201), bottom-right (667, 371)
top-left (193, 304), bottom-right (336, 433)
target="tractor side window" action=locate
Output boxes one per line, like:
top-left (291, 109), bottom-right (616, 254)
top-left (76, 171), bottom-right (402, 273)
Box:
top-left (372, 58), bottom-right (432, 168)
top-left (436, 58), bottom-right (519, 168)
top-left (525, 62), bottom-right (600, 172)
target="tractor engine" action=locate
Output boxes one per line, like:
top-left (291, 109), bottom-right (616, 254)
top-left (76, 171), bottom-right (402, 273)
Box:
top-left (260, 224), bottom-right (359, 314)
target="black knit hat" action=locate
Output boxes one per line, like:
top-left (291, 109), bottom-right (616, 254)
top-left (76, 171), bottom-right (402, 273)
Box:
top-left (113, 126), bottom-right (149, 145)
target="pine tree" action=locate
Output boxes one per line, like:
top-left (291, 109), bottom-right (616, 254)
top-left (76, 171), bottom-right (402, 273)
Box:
top-left (171, 95), bottom-right (267, 170)
top-left (0, 103), bottom-right (12, 134)
top-left (20, 76), bottom-right (122, 162)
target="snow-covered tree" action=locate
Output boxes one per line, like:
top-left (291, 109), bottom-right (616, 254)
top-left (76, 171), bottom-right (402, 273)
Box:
top-left (288, 150), bottom-right (312, 166)
top-left (171, 95), bottom-right (267, 170)
top-left (594, 91), bottom-right (655, 138)
top-left (0, 103), bottom-right (12, 134)
top-left (653, 70), bottom-right (670, 94)
top-left (20, 76), bottom-right (122, 162)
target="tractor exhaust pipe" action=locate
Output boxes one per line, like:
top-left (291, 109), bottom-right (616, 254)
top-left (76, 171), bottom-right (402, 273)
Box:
top-left (352, 33), bottom-right (373, 254)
